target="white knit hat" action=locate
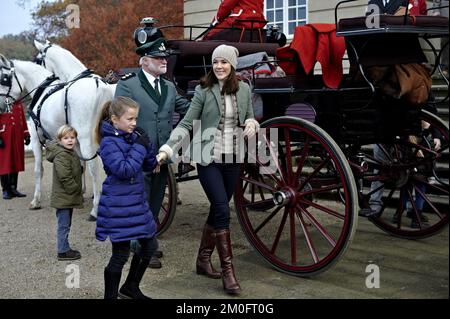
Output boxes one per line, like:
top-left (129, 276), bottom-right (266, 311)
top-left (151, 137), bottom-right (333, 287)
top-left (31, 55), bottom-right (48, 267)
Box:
top-left (211, 44), bottom-right (239, 70)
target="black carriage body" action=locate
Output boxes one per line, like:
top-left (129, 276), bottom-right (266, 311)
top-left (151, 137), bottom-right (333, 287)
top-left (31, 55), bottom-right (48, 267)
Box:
top-left (146, 12), bottom-right (448, 276)
top-left (164, 24), bottom-right (447, 148)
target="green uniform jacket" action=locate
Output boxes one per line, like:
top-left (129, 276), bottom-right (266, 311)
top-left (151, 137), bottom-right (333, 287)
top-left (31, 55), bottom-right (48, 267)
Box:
top-left (46, 143), bottom-right (83, 209)
top-left (165, 81), bottom-right (256, 165)
top-left (114, 70), bottom-right (190, 148)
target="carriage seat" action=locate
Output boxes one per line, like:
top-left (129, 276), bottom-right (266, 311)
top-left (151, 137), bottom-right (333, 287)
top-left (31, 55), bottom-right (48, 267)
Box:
top-left (168, 40), bottom-right (279, 59)
top-left (186, 74), bottom-right (319, 96)
top-left (337, 15), bottom-right (449, 33)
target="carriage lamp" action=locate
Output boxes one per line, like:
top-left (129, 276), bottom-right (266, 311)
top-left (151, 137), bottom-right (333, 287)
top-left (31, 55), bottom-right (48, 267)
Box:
top-left (134, 17), bottom-right (164, 47)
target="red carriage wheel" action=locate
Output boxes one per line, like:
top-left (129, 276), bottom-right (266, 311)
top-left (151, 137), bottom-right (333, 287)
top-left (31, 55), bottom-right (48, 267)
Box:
top-left (155, 164), bottom-right (177, 236)
top-left (362, 110), bottom-right (449, 239)
top-left (234, 116), bottom-right (359, 276)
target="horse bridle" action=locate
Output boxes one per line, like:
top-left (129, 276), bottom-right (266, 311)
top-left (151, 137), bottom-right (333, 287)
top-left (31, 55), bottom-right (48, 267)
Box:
top-left (35, 43), bottom-right (53, 68)
top-left (0, 58), bottom-right (24, 110)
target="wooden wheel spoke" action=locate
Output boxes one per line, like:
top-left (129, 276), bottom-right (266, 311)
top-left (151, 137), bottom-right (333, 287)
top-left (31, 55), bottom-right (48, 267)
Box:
top-left (298, 205), bottom-right (337, 248)
top-left (259, 132), bottom-right (287, 185)
top-left (376, 187), bottom-right (396, 218)
top-left (293, 136), bottom-right (311, 186)
top-left (254, 206), bottom-right (283, 234)
top-left (241, 175), bottom-right (276, 192)
top-left (270, 207), bottom-right (289, 254)
top-left (283, 128), bottom-right (294, 184)
top-left (416, 177), bottom-right (449, 195)
top-left (295, 208), bottom-right (320, 263)
top-left (299, 156), bottom-right (332, 191)
top-left (414, 184), bottom-right (445, 220)
top-left (289, 208), bottom-right (297, 265)
top-left (243, 198), bottom-right (275, 210)
top-left (300, 183), bottom-right (343, 196)
top-left (378, 144), bottom-right (394, 162)
top-left (298, 198), bottom-right (346, 220)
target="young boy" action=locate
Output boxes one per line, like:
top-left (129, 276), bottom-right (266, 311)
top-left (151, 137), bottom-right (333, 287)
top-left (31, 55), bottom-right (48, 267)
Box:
top-left (46, 125), bottom-right (83, 261)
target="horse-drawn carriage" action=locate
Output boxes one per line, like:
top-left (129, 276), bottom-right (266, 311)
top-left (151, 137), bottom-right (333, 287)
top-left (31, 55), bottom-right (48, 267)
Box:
top-left (0, 1), bottom-right (447, 278)
top-left (152, 1), bottom-right (449, 276)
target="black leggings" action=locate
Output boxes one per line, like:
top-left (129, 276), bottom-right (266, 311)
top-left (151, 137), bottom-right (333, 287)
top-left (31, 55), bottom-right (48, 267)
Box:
top-left (106, 237), bottom-right (158, 273)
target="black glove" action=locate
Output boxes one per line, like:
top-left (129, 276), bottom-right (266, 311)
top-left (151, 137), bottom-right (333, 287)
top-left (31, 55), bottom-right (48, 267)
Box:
top-left (0, 137), bottom-right (4, 148)
top-left (24, 136), bottom-right (30, 146)
top-left (135, 127), bottom-right (150, 148)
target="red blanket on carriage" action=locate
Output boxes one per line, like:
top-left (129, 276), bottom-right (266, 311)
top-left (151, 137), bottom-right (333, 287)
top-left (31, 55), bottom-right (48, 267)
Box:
top-left (277, 23), bottom-right (346, 89)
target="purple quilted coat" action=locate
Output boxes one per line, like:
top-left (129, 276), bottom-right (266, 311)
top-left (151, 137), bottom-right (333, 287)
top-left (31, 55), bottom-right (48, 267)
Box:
top-left (96, 121), bottom-right (157, 242)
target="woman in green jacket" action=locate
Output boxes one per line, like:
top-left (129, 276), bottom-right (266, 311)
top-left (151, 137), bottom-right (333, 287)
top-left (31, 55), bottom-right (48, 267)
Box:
top-left (46, 125), bottom-right (83, 261)
top-left (157, 45), bottom-right (259, 295)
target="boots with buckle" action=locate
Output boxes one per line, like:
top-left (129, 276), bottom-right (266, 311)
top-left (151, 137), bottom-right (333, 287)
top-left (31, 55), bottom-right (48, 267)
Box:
top-left (214, 229), bottom-right (241, 295)
top-left (196, 224), bottom-right (221, 279)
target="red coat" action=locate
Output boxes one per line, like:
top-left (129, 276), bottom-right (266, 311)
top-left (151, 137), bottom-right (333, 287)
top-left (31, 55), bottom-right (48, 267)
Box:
top-left (278, 24), bottom-right (346, 89)
top-left (204, 0), bottom-right (266, 39)
top-left (0, 102), bottom-right (30, 175)
top-left (409, 0), bottom-right (427, 15)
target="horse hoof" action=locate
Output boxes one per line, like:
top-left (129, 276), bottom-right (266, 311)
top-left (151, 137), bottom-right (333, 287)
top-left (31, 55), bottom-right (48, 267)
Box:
top-left (29, 204), bottom-right (41, 210)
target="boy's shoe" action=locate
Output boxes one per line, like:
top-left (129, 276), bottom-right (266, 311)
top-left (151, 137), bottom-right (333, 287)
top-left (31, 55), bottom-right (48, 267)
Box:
top-left (58, 249), bottom-right (81, 261)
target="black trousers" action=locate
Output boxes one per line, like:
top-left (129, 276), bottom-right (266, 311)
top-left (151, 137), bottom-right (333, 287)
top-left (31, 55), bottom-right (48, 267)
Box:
top-left (106, 237), bottom-right (158, 273)
top-left (0, 172), bottom-right (19, 191)
top-left (196, 162), bottom-right (241, 230)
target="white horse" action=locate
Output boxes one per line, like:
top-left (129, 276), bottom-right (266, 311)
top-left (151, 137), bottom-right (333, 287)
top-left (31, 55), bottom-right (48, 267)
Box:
top-left (0, 55), bottom-right (111, 218)
top-left (33, 40), bottom-right (117, 96)
top-left (33, 41), bottom-right (119, 220)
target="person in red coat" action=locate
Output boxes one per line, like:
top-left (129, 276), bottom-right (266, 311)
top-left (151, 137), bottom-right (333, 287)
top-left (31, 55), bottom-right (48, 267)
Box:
top-left (409, 0), bottom-right (427, 15)
top-left (0, 101), bottom-right (30, 200)
top-left (203, 0), bottom-right (266, 40)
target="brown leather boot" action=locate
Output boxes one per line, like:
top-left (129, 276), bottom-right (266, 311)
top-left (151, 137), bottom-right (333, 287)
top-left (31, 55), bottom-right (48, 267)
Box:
top-left (214, 229), bottom-right (241, 295)
top-left (196, 224), bottom-right (221, 279)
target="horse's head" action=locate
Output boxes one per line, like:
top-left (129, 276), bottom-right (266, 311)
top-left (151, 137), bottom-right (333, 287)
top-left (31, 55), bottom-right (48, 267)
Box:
top-left (34, 40), bottom-right (56, 73)
top-left (34, 39), bottom-right (85, 81)
top-left (0, 54), bottom-right (21, 113)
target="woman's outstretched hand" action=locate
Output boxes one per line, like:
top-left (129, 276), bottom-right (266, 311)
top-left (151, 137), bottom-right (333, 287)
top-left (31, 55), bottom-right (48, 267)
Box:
top-left (156, 151), bottom-right (169, 164)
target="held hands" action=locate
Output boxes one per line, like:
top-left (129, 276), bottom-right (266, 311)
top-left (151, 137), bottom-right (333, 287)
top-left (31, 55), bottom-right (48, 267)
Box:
top-left (156, 151), bottom-right (169, 164)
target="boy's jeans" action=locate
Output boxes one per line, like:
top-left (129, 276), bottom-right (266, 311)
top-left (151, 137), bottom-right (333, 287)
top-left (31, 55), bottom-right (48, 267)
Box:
top-left (56, 208), bottom-right (73, 253)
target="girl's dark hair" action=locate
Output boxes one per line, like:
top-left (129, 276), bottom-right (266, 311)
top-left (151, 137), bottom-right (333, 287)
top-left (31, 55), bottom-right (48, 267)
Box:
top-left (200, 67), bottom-right (239, 95)
top-left (94, 96), bottom-right (139, 144)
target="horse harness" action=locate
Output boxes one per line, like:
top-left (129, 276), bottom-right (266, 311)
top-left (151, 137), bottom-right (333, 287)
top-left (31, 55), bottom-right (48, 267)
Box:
top-left (29, 69), bottom-right (100, 155)
top-left (0, 60), bottom-right (24, 111)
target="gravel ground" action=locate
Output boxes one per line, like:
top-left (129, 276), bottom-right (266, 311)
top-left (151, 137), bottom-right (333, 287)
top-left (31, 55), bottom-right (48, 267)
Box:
top-left (0, 156), bottom-right (448, 299)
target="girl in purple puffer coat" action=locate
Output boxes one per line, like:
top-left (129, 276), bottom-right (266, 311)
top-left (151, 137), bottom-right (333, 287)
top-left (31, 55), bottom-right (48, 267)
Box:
top-left (95, 96), bottom-right (158, 299)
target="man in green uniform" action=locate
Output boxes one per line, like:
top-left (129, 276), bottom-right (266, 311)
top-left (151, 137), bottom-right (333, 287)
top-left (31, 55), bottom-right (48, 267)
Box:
top-left (115, 37), bottom-right (190, 268)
